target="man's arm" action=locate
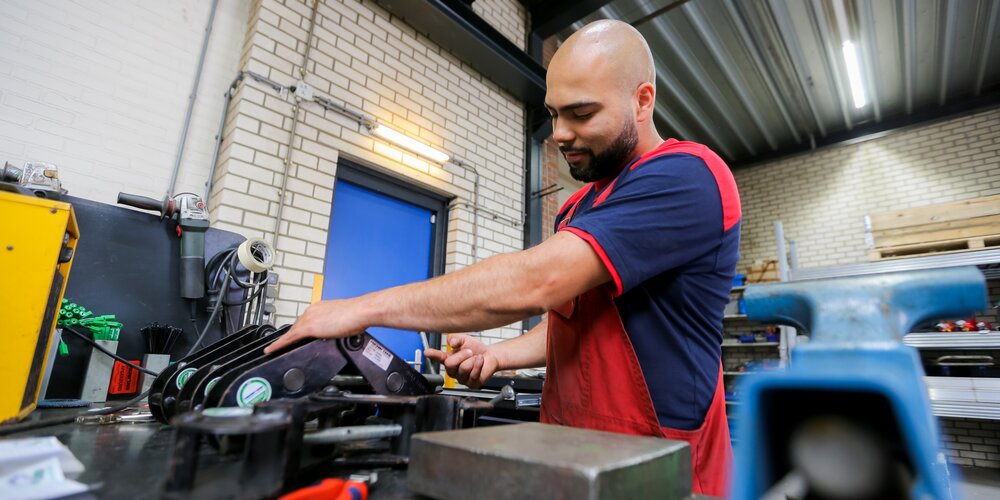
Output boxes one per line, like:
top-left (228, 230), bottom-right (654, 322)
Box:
top-left (265, 232), bottom-right (608, 353)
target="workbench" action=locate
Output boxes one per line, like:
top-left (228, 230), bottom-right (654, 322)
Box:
top-left (12, 408), bottom-right (418, 499)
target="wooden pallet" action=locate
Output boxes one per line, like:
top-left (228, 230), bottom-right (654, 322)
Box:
top-left (867, 195), bottom-right (1000, 261)
top-left (868, 235), bottom-right (1000, 260)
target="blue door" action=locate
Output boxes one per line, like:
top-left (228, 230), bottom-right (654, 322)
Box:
top-left (322, 179), bottom-right (434, 365)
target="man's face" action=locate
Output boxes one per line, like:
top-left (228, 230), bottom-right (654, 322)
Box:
top-left (545, 72), bottom-right (639, 183)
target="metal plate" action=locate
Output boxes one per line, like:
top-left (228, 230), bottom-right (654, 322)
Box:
top-left (408, 422), bottom-right (692, 500)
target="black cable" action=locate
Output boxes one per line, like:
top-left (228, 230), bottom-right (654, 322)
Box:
top-left (222, 284), bottom-right (264, 306)
top-left (0, 390), bottom-right (151, 436)
top-left (63, 326), bottom-right (158, 376)
top-left (184, 271), bottom-right (231, 356)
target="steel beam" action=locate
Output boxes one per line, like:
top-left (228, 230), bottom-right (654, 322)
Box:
top-left (374, 0), bottom-right (546, 105)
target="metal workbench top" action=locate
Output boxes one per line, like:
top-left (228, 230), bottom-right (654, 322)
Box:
top-left (4, 408), bottom-right (417, 499)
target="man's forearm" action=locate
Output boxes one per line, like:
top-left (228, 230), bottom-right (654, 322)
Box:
top-left (491, 317), bottom-right (548, 370)
top-left (353, 250), bottom-right (554, 334)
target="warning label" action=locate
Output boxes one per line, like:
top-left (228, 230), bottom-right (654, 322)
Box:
top-left (109, 360), bottom-right (141, 394)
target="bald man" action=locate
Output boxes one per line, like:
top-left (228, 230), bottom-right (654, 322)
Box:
top-left (265, 20), bottom-right (738, 495)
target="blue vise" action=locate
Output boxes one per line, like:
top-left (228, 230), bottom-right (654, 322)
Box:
top-left (731, 267), bottom-right (988, 500)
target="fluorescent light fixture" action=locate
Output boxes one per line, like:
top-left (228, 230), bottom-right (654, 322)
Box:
top-left (369, 123), bottom-right (450, 164)
top-left (842, 40), bottom-right (867, 109)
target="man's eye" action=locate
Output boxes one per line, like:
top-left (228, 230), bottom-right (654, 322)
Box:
top-left (574, 113), bottom-right (592, 120)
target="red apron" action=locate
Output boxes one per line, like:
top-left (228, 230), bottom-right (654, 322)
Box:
top-left (541, 165), bottom-right (733, 496)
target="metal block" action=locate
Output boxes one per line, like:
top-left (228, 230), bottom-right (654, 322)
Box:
top-left (80, 340), bottom-right (118, 403)
top-left (408, 422), bottom-right (691, 500)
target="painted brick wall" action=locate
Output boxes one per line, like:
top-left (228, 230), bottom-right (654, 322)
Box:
top-left (734, 107), bottom-right (1000, 270)
top-left (209, 0), bottom-right (527, 343)
top-left (471, 0), bottom-right (526, 50)
top-left (0, 0), bottom-right (249, 203)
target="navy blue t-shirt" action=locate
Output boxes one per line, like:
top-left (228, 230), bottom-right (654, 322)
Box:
top-left (555, 139), bottom-right (741, 430)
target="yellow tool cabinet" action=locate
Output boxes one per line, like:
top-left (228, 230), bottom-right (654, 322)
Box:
top-left (0, 189), bottom-right (79, 423)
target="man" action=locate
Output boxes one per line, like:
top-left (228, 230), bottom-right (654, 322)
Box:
top-left (265, 19), bottom-right (739, 496)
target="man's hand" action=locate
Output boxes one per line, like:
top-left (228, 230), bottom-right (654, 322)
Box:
top-left (424, 334), bottom-right (501, 389)
top-left (263, 299), bottom-right (366, 354)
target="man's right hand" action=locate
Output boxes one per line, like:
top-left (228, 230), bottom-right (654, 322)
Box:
top-left (424, 334), bottom-right (501, 389)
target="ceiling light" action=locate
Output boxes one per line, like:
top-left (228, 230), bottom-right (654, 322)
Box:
top-left (368, 123), bottom-right (450, 164)
top-left (842, 40), bottom-right (867, 109)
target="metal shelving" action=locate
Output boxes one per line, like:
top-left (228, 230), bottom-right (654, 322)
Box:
top-left (788, 247), bottom-right (1000, 281)
top-left (926, 377), bottom-right (1000, 420)
top-left (904, 332), bottom-right (1000, 349)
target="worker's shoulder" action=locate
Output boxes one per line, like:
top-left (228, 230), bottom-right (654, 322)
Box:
top-left (625, 140), bottom-right (741, 225)
top-left (632, 139), bottom-right (728, 171)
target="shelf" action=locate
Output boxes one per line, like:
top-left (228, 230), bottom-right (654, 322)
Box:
top-left (904, 331), bottom-right (1000, 349)
top-left (787, 247), bottom-right (1000, 281)
top-left (926, 376), bottom-right (1000, 420)
top-left (722, 341), bottom-right (779, 347)
top-left (723, 314), bottom-right (748, 320)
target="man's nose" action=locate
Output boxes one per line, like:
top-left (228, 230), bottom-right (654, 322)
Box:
top-left (551, 118), bottom-right (575, 143)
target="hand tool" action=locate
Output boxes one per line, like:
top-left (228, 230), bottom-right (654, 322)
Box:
top-left (278, 478), bottom-right (369, 500)
top-left (1, 161), bottom-right (67, 198)
top-left (116, 191), bottom-right (210, 299)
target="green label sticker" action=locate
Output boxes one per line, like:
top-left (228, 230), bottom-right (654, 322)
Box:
top-left (205, 377), bottom-right (220, 396)
top-left (176, 368), bottom-right (196, 390)
top-left (237, 377), bottom-right (272, 407)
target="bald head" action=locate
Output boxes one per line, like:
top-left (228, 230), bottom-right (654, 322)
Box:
top-left (545, 20), bottom-right (662, 183)
top-left (548, 20), bottom-right (655, 97)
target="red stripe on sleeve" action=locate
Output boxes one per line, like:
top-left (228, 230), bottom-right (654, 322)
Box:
top-left (560, 226), bottom-right (624, 297)
top-left (630, 140), bottom-right (742, 232)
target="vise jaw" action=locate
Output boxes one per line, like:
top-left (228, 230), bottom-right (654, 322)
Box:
top-left (733, 267), bottom-right (987, 500)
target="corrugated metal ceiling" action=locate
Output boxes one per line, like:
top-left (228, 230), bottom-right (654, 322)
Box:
top-left (557, 0), bottom-right (1000, 166)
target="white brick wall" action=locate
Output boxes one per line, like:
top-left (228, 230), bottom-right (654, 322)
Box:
top-left (734, 108), bottom-right (1000, 270)
top-left (0, 0), bottom-right (250, 203)
top-left (211, 0), bottom-right (527, 343)
top-left (471, 0), bottom-right (526, 50)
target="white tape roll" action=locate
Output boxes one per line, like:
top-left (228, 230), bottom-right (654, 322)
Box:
top-left (237, 237), bottom-right (275, 273)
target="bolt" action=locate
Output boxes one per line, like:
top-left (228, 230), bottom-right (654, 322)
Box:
top-left (5, 245), bottom-right (12, 251)
top-left (50, 208), bottom-right (57, 214)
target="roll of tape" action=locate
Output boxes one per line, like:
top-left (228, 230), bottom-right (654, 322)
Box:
top-left (237, 237), bottom-right (275, 273)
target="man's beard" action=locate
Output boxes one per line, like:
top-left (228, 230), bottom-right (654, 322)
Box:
top-left (563, 121), bottom-right (639, 183)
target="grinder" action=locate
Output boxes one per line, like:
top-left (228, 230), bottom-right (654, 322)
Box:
top-left (117, 192), bottom-right (210, 299)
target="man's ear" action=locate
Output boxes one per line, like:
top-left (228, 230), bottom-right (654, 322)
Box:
top-left (635, 82), bottom-right (655, 123)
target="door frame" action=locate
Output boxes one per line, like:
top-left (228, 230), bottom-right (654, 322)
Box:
top-left (331, 158), bottom-right (450, 352)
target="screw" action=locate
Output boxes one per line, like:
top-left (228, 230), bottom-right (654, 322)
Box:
top-left (5, 245), bottom-right (12, 251)
top-left (50, 208), bottom-right (57, 213)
